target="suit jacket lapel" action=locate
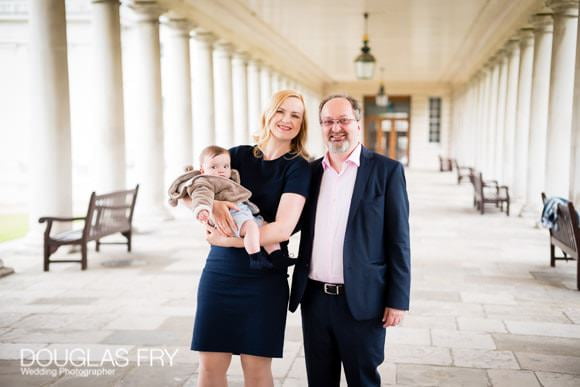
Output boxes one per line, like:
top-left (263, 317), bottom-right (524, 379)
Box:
top-left (346, 146), bottom-right (375, 228)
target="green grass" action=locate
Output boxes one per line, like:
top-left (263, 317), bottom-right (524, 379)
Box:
top-left (0, 213), bottom-right (28, 243)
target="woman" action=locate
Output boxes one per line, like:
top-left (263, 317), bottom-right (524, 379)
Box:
top-left (190, 90), bottom-right (311, 387)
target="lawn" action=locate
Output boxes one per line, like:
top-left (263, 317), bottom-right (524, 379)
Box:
top-left (0, 213), bottom-right (28, 243)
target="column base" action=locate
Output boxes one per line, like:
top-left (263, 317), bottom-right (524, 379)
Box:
top-left (0, 259), bottom-right (14, 278)
top-left (133, 204), bottom-right (175, 234)
top-left (517, 201), bottom-right (543, 228)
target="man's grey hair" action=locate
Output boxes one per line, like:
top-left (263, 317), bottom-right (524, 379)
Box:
top-left (318, 94), bottom-right (362, 122)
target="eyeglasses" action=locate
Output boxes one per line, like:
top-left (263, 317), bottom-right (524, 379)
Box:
top-left (320, 118), bottom-right (357, 128)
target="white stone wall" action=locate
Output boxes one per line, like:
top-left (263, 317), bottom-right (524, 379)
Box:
top-left (408, 94), bottom-right (452, 170)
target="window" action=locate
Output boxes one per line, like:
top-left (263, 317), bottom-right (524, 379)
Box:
top-left (428, 97), bottom-right (441, 143)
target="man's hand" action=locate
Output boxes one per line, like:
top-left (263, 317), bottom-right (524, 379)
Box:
top-left (212, 200), bottom-right (239, 237)
top-left (382, 307), bottom-right (405, 328)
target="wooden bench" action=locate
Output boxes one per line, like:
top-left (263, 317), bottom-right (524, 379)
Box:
top-left (472, 172), bottom-right (510, 215)
top-left (541, 193), bottom-right (580, 290)
top-left (454, 160), bottom-right (473, 185)
top-left (39, 185), bottom-right (139, 271)
top-left (438, 156), bottom-right (453, 172)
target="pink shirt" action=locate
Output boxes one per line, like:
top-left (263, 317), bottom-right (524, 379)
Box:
top-left (309, 143), bottom-right (362, 284)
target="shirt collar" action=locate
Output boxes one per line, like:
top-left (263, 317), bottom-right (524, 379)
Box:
top-left (322, 143), bottom-right (362, 171)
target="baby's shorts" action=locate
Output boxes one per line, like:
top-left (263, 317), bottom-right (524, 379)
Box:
top-left (230, 202), bottom-right (263, 237)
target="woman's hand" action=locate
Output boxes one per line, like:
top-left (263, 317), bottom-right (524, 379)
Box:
top-left (212, 200), bottom-right (239, 237)
top-left (205, 225), bottom-right (233, 247)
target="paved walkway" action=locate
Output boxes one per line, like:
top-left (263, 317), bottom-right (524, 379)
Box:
top-left (0, 169), bottom-right (579, 386)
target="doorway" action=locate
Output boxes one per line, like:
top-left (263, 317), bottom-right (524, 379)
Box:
top-left (363, 96), bottom-right (411, 165)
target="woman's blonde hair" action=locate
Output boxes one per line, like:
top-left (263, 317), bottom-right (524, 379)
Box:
top-left (252, 89), bottom-right (309, 159)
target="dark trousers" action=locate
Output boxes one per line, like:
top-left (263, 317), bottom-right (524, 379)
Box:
top-left (300, 280), bottom-right (386, 387)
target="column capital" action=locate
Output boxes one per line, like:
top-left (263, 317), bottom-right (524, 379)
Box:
top-left (191, 29), bottom-right (217, 44)
top-left (493, 49), bottom-right (508, 63)
top-left (160, 13), bottom-right (195, 35)
top-left (518, 26), bottom-right (535, 46)
top-left (529, 10), bottom-right (554, 32)
top-left (213, 41), bottom-right (235, 55)
top-left (504, 38), bottom-right (520, 55)
top-left (247, 57), bottom-right (263, 67)
top-left (546, 0), bottom-right (579, 16)
top-left (232, 50), bottom-right (250, 64)
top-left (124, 1), bottom-right (165, 22)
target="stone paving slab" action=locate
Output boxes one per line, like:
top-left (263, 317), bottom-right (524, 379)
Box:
top-left (536, 371), bottom-right (580, 387)
top-left (516, 352), bottom-right (580, 375)
top-left (1, 169), bottom-right (579, 386)
top-left (487, 369), bottom-right (541, 387)
top-left (492, 333), bottom-right (580, 357)
top-left (396, 364), bottom-right (489, 386)
top-left (451, 348), bottom-right (520, 370)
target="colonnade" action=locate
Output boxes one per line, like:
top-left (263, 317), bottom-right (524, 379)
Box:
top-left (451, 0), bottom-right (580, 208)
top-left (28, 0), bottom-right (322, 232)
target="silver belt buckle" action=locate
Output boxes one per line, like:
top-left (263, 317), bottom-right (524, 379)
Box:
top-left (323, 283), bottom-right (339, 295)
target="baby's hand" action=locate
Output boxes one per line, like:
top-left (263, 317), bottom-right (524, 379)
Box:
top-left (197, 210), bottom-right (210, 223)
top-left (181, 196), bottom-right (193, 209)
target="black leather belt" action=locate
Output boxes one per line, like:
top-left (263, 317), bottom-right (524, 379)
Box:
top-left (309, 279), bottom-right (344, 296)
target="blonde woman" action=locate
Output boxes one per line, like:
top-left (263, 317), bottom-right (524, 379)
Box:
top-left (190, 90), bottom-right (311, 387)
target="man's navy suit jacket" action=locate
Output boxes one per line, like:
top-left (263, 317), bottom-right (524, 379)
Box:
top-left (289, 146), bottom-right (411, 321)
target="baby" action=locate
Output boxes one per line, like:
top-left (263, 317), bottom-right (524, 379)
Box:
top-left (168, 145), bottom-right (289, 270)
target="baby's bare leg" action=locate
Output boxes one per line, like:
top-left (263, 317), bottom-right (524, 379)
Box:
top-left (239, 220), bottom-right (260, 255)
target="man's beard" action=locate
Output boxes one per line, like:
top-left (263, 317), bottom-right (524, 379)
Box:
top-left (328, 139), bottom-right (350, 154)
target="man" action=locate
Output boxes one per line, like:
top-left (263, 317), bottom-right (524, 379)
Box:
top-left (289, 94), bottom-right (411, 387)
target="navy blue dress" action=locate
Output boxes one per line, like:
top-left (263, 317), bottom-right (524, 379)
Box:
top-left (191, 145), bottom-right (311, 358)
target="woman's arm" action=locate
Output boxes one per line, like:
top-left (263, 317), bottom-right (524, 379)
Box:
top-left (258, 193), bottom-right (306, 245)
top-left (206, 193), bottom-right (306, 248)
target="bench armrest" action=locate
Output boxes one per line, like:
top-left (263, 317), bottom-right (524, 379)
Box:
top-left (483, 180), bottom-right (499, 188)
top-left (38, 216), bottom-right (86, 238)
top-left (39, 216), bottom-right (86, 223)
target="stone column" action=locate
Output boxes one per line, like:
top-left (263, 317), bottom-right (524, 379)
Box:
top-left (271, 70), bottom-right (281, 94)
top-left (232, 51), bottom-right (249, 145)
top-left (513, 28), bottom-right (535, 199)
top-left (452, 89), bottom-right (465, 163)
top-left (190, 30), bottom-right (216, 162)
top-left (91, 0), bottom-right (126, 193)
top-left (544, 0), bottom-right (579, 197)
top-left (502, 38), bottom-right (521, 187)
top-left (474, 71), bottom-right (486, 171)
top-left (260, 64), bottom-right (272, 110)
top-left (485, 57), bottom-right (501, 178)
top-left (213, 42), bottom-right (234, 148)
top-left (476, 69), bottom-right (487, 171)
top-left (127, 2), bottom-right (170, 219)
top-left (247, 58), bottom-right (262, 142)
top-left (571, 2), bottom-right (580, 205)
top-left (494, 50), bottom-right (509, 181)
top-left (280, 76), bottom-right (290, 91)
top-left (306, 92), bottom-right (325, 156)
top-left (526, 11), bottom-right (554, 208)
top-left (28, 0), bottom-right (73, 237)
top-left (468, 78), bottom-right (480, 167)
top-left (161, 16), bottom-right (192, 176)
